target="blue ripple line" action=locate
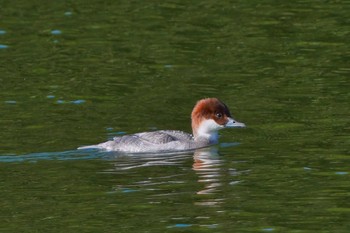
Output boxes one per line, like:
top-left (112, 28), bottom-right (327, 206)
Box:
top-left (0, 150), bottom-right (106, 163)
top-left (171, 224), bottom-right (192, 228)
top-left (51, 29), bottom-right (62, 35)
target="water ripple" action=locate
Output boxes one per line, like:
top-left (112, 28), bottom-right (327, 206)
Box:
top-left (0, 150), bottom-right (107, 163)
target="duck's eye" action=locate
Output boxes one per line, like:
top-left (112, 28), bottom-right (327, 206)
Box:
top-left (216, 113), bottom-right (222, 118)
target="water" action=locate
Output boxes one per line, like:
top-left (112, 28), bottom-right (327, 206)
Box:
top-left (0, 0), bottom-right (349, 232)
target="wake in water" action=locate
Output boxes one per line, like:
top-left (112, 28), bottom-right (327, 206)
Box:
top-left (0, 149), bottom-right (108, 163)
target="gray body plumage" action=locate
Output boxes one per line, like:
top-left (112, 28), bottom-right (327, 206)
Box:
top-left (78, 130), bottom-right (210, 153)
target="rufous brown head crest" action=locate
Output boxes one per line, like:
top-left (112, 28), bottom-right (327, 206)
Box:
top-left (191, 98), bottom-right (232, 134)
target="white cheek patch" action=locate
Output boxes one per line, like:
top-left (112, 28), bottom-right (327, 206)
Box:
top-left (196, 119), bottom-right (224, 142)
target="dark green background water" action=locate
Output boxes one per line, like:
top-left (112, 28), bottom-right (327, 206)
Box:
top-left (0, 1), bottom-right (349, 232)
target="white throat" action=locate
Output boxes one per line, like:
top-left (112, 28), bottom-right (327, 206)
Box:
top-left (194, 119), bottom-right (224, 143)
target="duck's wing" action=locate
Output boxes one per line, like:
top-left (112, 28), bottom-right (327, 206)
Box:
top-left (158, 130), bottom-right (193, 141)
top-left (121, 130), bottom-right (192, 144)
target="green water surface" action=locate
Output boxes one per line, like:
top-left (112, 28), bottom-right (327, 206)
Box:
top-left (0, 0), bottom-right (349, 232)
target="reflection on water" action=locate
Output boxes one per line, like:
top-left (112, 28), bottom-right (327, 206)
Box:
top-left (99, 146), bottom-right (243, 210)
top-left (110, 153), bottom-right (189, 171)
top-left (193, 147), bottom-right (222, 195)
top-left (193, 147), bottom-right (246, 208)
top-left (193, 147), bottom-right (223, 209)
top-left (100, 146), bottom-right (235, 230)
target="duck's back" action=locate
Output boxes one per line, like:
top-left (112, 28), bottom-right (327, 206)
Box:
top-left (91, 130), bottom-right (197, 153)
top-left (136, 130), bottom-right (193, 143)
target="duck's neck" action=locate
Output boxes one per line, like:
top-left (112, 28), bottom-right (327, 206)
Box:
top-left (194, 131), bottom-right (219, 144)
top-left (192, 118), bottom-right (223, 144)
top-left (193, 123), bottom-right (220, 144)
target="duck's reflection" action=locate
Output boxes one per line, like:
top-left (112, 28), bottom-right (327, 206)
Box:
top-left (193, 147), bottom-right (221, 194)
top-left (106, 146), bottom-right (238, 208)
top-left (192, 147), bottom-right (225, 207)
